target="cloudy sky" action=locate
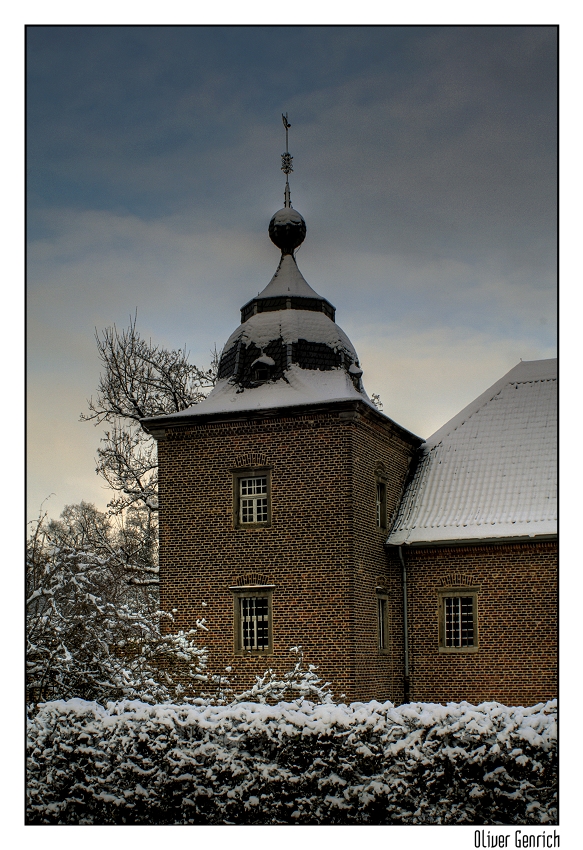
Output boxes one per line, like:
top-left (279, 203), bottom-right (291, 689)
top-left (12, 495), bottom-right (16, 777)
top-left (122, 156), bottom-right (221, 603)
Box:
top-left (27, 25), bottom-right (557, 522)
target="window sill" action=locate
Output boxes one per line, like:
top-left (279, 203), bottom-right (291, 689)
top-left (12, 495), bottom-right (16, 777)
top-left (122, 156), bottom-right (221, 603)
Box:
top-left (234, 649), bottom-right (274, 657)
top-left (438, 645), bottom-right (479, 654)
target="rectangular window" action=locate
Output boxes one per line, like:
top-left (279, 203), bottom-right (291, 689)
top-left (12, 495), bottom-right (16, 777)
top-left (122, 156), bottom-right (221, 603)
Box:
top-left (437, 588), bottom-right (479, 653)
top-left (240, 596), bottom-right (269, 650)
top-left (376, 482), bottom-right (387, 528)
top-left (444, 596), bottom-right (474, 647)
top-left (231, 586), bottom-right (274, 655)
top-left (240, 476), bottom-right (268, 523)
top-left (233, 469), bottom-right (271, 528)
top-left (377, 590), bottom-right (390, 653)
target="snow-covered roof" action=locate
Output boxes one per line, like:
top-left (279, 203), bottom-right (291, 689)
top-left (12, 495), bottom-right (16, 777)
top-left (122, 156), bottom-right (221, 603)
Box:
top-left (223, 308), bottom-right (358, 359)
top-left (256, 253), bottom-right (324, 300)
top-left (387, 359), bottom-right (557, 546)
top-left (156, 364), bottom-right (378, 419)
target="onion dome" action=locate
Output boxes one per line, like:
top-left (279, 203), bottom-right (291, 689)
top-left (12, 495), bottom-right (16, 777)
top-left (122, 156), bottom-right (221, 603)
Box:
top-left (216, 209), bottom-right (366, 393)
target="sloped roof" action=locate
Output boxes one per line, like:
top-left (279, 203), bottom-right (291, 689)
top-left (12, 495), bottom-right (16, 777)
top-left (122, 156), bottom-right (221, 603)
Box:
top-left (257, 253), bottom-right (323, 299)
top-left (146, 365), bottom-right (379, 420)
top-left (387, 359), bottom-right (557, 546)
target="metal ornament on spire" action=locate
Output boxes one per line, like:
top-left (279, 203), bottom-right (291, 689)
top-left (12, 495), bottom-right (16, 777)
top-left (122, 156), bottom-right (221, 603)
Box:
top-left (281, 113), bottom-right (293, 207)
top-left (268, 112), bottom-right (306, 254)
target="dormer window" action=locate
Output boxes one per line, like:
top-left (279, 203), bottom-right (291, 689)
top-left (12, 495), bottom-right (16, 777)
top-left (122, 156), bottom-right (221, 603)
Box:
top-left (251, 354), bottom-right (275, 383)
top-left (349, 361), bottom-right (363, 389)
top-left (254, 364), bottom-right (270, 381)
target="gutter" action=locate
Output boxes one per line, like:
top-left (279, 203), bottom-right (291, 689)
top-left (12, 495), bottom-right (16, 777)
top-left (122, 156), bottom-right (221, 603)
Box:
top-left (389, 533), bottom-right (557, 548)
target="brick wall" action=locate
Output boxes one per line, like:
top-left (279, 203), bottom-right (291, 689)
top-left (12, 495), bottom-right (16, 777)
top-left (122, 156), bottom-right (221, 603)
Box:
top-left (344, 409), bottom-right (415, 702)
top-left (389, 541), bottom-right (558, 706)
top-left (157, 401), bottom-right (417, 703)
top-left (156, 401), bottom-right (556, 707)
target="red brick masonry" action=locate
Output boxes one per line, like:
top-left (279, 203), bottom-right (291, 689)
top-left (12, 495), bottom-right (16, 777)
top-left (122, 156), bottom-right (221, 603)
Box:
top-left (392, 540), bottom-right (557, 706)
top-left (157, 400), bottom-right (417, 703)
top-left (154, 400), bottom-right (557, 706)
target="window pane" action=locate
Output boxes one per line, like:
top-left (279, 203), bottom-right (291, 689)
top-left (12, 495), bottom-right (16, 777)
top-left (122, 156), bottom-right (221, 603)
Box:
top-left (240, 596), bottom-right (270, 650)
top-left (376, 483), bottom-right (386, 527)
top-left (459, 597), bottom-right (474, 646)
top-left (445, 597), bottom-right (458, 646)
top-left (378, 598), bottom-right (387, 649)
top-left (256, 498), bottom-right (268, 522)
top-left (444, 596), bottom-right (474, 647)
top-left (241, 477), bottom-right (267, 495)
top-left (239, 477), bottom-right (269, 523)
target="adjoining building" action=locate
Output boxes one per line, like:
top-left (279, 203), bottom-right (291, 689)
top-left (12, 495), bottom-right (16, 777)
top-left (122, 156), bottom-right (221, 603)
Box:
top-left (387, 357), bottom-right (557, 705)
top-left (143, 137), bottom-right (556, 706)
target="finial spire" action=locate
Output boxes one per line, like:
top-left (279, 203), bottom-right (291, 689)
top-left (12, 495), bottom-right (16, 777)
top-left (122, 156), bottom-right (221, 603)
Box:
top-left (268, 113), bottom-right (306, 255)
top-left (281, 113), bottom-right (293, 208)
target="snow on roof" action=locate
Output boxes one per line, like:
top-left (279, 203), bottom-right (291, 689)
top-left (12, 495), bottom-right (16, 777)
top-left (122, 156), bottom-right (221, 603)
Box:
top-left (387, 359), bottom-right (557, 545)
top-left (162, 364), bottom-right (377, 418)
top-left (223, 308), bottom-right (358, 359)
top-left (256, 254), bottom-right (323, 300)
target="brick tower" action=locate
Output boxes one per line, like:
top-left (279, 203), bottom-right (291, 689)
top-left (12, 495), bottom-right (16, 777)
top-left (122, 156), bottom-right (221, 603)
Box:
top-left (143, 126), bottom-right (421, 702)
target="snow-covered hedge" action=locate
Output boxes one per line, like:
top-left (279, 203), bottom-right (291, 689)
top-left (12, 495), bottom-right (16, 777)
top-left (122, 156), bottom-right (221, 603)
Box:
top-left (27, 697), bottom-right (557, 825)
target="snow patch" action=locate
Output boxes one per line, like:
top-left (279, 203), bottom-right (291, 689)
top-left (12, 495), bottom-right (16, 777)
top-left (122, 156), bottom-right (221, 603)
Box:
top-left (224, 308), bottom-right (356, 355)
top-left (250, 355), bottom-right (275, 368)
top-left (256, 254), bottom-right (324, 300)
top-left (167, 365), bottom-right (377, 418)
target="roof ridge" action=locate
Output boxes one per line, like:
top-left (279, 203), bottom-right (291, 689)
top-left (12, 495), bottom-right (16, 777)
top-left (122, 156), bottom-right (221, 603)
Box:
top-left (424, 358), bottom-right (556, 450)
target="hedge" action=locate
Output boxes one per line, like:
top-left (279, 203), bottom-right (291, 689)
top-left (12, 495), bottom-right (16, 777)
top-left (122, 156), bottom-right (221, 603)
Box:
top-left (26, 697), bottom-right (557, 825)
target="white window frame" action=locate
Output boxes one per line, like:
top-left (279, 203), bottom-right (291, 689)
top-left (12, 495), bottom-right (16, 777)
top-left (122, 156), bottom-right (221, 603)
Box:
top-left (233, 468), bottom-right (272, 529)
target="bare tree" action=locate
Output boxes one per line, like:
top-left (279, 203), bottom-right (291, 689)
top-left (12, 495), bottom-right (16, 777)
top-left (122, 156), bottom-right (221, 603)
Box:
top-left (27, 321), bottom-right (221, 705)
top-left (95, 423), bottom-right (160, 514)
top-left (46, 500), bottom-right (159, 584)
top-left (81, 314), bottom-right (219, 516)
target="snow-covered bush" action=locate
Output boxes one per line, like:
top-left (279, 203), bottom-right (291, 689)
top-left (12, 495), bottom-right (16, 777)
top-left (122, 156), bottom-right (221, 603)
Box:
top-left (26, 515), bottom-right (207, 705)
top-left (27, 513), bottom-right (333, 708)
top-left (219, 646), bottom-right (334, 705)
top-left (27, 697), bottom-right (556, 825)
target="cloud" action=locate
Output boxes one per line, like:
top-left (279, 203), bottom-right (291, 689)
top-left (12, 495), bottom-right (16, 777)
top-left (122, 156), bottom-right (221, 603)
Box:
top-left (26, 26), bottom-right (557, 521)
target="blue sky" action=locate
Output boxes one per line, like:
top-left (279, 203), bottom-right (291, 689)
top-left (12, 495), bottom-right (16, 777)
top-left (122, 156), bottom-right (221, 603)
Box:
top-left (27, 25), bottom-right (557, 521)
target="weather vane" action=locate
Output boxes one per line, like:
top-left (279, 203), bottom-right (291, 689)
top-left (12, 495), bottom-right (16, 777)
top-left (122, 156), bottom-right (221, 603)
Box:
top-left (281, 113), bottom-right (293, 207)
